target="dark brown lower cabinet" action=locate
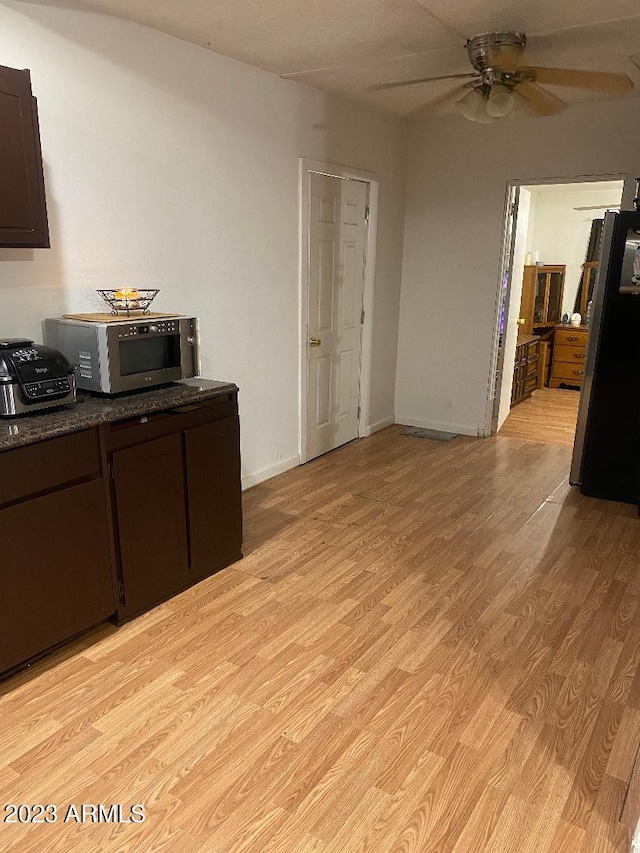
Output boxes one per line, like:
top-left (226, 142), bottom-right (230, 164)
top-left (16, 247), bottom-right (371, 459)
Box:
top-left (0, 479), bottom-right (114, 674)
top-left (107, 394), bottom-right (243, 621)
top-left (0, 393), bottom-right (243, 676)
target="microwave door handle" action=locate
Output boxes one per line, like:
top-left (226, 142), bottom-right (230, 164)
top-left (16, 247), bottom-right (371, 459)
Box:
top-left (182, 324), bottom-right (199, 378)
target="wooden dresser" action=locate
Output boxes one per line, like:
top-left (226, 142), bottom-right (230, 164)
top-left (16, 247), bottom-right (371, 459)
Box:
top-left (511, 334), bottom-right (540, 407)
top-left (549, 324), bottom-right (589, 389)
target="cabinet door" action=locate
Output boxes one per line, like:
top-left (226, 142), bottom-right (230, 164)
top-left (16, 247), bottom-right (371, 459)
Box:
top-left (534, 273), bottom-right (546, 323)
top-left (0, 480), bottom-right (115, 674)
top-left (185, 415), bottom-right (243, 581)
top-left (518, 267), bottom-right (536, 335)
top-left (547, 272), bottom-right (563, 323)
top-left (112, 433), bottom-right (189, 616)
top-left (0, 65), bottom-right (49, 248)
top-left (586, 265), bottom-right (598, 308)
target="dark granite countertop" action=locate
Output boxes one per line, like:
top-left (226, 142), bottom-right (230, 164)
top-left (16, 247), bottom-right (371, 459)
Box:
top-left (0, 378), bottom-right (238, 452)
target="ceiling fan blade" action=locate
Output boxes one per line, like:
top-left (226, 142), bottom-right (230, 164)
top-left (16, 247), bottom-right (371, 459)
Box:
top-left (516, 81), bottom-right (566, 116)
top-left (370, 72), bottom-right (476, 92)
top-left (407, 83), bottom-right (473, 118)
top-left (522, 66), bottom-right (633, 95)
top-left (574, 204), bottom-right (621, 211)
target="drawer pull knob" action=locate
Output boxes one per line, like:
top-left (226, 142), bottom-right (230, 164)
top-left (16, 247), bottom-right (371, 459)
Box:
top-left (575, 353), bottom-right (585, 359)
top-left (573, 370), bottom-right (584, 375)
top-left (567, 336), bottom-right (578, 341)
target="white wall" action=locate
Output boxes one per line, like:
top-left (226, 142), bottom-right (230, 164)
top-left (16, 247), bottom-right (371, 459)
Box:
top-left (524, 183), bottom-right (623, 318)
top-left (0, 1), bottom-right (408, 485)
top-left (396, 100), bottom-right (638, 436)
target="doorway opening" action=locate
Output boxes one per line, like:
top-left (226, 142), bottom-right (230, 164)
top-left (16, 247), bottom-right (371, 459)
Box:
top-left (489, 177), bottom-right (626, 446)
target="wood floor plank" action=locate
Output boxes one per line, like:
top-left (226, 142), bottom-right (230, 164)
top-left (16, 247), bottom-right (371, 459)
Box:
top-left (583, 774), bottom-right (631, 852)
top-left (547, 818), bottom-right (586, 852)
top-left (607, 705), bottom-right (640, 781)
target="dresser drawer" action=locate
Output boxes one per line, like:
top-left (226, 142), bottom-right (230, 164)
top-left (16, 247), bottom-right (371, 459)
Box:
top-left (553, 344), bottom-right (588, 364)
top-left (555, 328), bottom-right (588, 347)
top-left (551, 363), bottom-right (585, 383)
top-left (526, 353), bottom-right (539, 376)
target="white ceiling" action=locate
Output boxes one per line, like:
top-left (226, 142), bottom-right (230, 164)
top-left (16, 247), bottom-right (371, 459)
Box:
top-left (20, 0), bottom-right (640, 118)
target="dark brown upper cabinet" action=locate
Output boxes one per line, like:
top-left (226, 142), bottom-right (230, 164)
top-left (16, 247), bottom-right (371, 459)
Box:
top-left (0, 64), bottom-right (49, 248)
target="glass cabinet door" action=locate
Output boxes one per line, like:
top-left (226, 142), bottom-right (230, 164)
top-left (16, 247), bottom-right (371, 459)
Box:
top-left (534, 273), bottom-right (546, 323)
top-left (586, 265), bottom-right (598, 304)
top-left (547, 272), bottom-right (562, 322)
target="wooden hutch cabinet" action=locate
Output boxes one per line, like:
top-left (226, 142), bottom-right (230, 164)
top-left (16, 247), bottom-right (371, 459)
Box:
top-left (519, 265), bottom-right (566, 335)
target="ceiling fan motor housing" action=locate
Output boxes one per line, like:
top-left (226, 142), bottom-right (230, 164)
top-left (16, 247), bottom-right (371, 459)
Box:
top-left (466, 31), bottom-right (527, 74)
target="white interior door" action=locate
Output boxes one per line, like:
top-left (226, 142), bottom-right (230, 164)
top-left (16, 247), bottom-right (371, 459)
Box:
top-left (306, 173), bottom-right (368, 462)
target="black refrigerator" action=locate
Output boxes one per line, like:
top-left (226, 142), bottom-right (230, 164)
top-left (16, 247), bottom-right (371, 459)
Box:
top-left (570, 209), bottom-right (640, 504)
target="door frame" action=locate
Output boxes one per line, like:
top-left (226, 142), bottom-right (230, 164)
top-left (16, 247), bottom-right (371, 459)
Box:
top-left (484, 170), bottom-right (631, 437)
top-left (299, 158), bottom-right (379, 464)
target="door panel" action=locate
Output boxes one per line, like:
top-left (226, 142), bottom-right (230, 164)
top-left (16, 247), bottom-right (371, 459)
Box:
top-left (317, 240), bottom-right (335, 332)
top-left (315, 355), bottom-right (332, 427)
top-left (112, 433), bottom-right (189, 616)
top-left (307, 173), bottom-right (368, 461)
top-left (0, 480), bottom-right (114, 673)
top-left (339, 350), bottom-right (354, 416)
top-left (341, 242), bottom-right (358, 328)
top-left (0, 65), bottom-right (49, 247)
top-left (185, 415), bottom-right (242, 581)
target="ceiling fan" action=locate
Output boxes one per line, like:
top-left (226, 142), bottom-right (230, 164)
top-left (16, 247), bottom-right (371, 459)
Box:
top-left (371, 32), bottom-right (634, 122)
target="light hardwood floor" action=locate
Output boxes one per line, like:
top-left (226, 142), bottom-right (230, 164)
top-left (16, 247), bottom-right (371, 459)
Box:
top-left (499, 388), bottom-right (580, 446)
top-left (1, 425), bottom-right (639, 852)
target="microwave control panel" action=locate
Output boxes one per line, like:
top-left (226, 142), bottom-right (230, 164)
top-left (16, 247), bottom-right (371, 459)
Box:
top-left (117, 320), bottom-right (180, 338)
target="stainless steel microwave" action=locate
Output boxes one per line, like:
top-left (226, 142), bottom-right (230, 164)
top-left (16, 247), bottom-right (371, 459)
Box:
top-left (43, 316), bottom-right (199, 394)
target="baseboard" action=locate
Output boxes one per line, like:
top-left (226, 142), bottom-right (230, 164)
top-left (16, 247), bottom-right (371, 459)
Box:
top-left (363, 416), bottom-right (395, 437)
top-left (242, 456), bottom-right (300, 490)
top-left (395, 414), bottom-right (479, 437)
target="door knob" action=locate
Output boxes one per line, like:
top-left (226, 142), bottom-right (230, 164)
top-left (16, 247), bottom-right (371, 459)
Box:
top-left (309, 337), bottom-right (322, 347)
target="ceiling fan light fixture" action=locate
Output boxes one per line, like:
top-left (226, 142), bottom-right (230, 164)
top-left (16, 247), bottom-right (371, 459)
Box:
top-left (454, 87), bottom-right (484, 121)
top-left (474, 100), bottom-right (497, 124)
top-left (487, 84), bottom-right (515, 117)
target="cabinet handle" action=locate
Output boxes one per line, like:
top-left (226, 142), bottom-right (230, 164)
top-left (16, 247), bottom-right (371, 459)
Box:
top-left (566, 336), bottom-right (578, 341)
top-left (573, 369), bottom-right (584, 375)
top-left (574, 353), bottom-right (585, 359)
